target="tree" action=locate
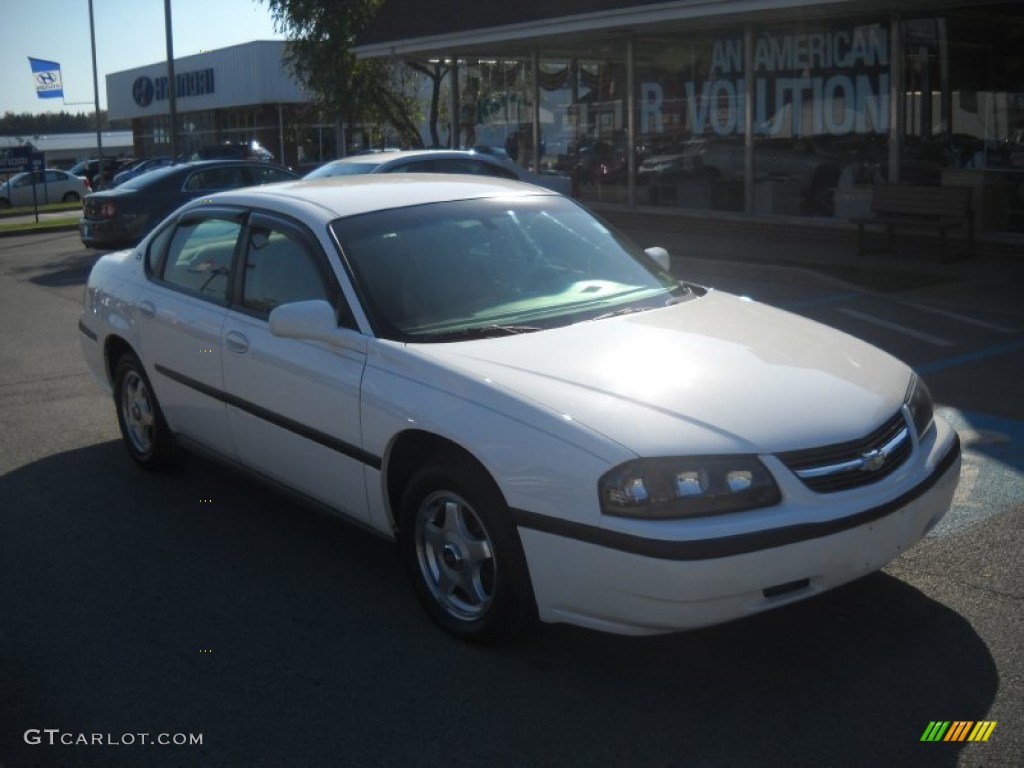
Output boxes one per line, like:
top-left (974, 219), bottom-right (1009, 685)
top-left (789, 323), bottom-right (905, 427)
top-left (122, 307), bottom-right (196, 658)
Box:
top-left (261, 0), bottom-right (425, 148)
top-left (406, 60), bottom-right (450, 148)
top-left (0, 110), bottom-right (114, 135)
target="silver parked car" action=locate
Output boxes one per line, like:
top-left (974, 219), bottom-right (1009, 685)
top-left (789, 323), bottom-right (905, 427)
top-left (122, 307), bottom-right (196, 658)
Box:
top-left (304, 149), bottom-right (574, 196)
top-left (0, 169), bottom-right (89, 208)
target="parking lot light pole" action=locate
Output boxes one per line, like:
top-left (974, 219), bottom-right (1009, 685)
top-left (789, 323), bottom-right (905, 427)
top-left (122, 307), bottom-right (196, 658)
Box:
top-left (88, 0), bottom-right (103, 163)
top-left (165, 0), bottom-right (179, 159)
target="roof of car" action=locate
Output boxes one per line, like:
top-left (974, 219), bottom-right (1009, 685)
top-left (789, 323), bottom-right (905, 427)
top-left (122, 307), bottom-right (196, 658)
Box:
top-left (204, 174), bottom-right (555, 220)
top-left (317, 149), bottom-right (510, 169)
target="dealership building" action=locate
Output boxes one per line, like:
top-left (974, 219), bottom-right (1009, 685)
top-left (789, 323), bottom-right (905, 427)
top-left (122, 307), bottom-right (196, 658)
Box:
top-left (355, 0), bottom-right (1024, 240)
top-left (101, 3), bottom-right (1023, 241)
top-left (105, 40), bottom-right (339, 170)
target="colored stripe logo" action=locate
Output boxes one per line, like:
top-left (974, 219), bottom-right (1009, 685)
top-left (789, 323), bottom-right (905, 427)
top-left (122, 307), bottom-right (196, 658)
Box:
top-left (921, 721), bottom-right (997, 742)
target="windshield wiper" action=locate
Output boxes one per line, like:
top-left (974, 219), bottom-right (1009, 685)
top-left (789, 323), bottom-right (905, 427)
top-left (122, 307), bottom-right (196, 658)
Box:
top-left (412, 324), bottom-right (543, 342)
top-left (589, 306), bottom-right (655, 322)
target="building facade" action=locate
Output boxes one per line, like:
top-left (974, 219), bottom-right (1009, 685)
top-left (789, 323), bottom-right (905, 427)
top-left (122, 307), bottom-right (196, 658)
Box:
top-left (106, 41), bottom-right (337, 170)
top-left (0, 132), bottom-right (134, 169)
top-left (356, 0), bottom-right (1024, 239)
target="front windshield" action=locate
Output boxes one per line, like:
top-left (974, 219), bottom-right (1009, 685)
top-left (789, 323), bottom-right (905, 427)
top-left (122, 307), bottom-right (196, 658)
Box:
top-left (331, 195), bottom-right (690, 342)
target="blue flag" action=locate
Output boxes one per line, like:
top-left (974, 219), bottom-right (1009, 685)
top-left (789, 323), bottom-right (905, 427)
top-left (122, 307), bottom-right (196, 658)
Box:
top-left (29, 57), bottom-right (64, 100)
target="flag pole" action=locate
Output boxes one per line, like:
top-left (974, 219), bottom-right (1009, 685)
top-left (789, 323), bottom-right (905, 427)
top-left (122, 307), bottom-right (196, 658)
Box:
top-left (88, 0), bottom-right (103, 165)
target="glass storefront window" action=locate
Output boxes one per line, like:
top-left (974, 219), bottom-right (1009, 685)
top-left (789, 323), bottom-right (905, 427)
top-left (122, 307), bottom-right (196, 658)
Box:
top-left (536, 46), bottom-right (628, 204)
top-left (752, 18), bottom-right (889, 218)
top-left (635, 30), bottom-right (746, 211)
top-left (903, 4), bottom-right (1024, 233)
top-left (457, 59), bottom-right (532, 163)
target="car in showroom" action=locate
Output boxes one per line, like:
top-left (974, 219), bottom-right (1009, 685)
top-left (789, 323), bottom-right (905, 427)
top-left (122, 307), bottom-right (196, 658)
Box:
top-left (0, 169), bottom-right (89, 208)
top-left (305, 148), bottom-right (573, 196)
top-left (79, 175), bottom-right (960, 643)
top-left (79, 159), bottom-right (299, 248)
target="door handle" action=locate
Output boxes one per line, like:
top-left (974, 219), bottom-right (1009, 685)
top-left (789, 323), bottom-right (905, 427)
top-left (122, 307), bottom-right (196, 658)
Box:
top-left (138, 300), bottom-right (155, 319)
top-left (225, 330), bottom-right (249, 354)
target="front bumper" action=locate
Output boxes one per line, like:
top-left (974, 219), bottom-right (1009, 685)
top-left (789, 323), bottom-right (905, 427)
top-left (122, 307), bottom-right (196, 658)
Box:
top-left (517, 426), bottom-right (961, 636)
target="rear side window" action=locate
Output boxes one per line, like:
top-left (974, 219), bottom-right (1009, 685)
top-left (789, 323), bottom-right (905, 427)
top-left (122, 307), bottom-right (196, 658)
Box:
top-left (183, 166), bottom-right (247, 192)
top-left (246, 166), bottom-right (297, 185)
top-left (158, 217), bottom-right (242, 302)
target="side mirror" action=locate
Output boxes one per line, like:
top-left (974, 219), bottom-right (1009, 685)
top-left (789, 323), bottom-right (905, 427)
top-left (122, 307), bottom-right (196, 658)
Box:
top-left (269, 299), bottom-right (343, 345)
top-left (645, 246), bottom-right (671, 272)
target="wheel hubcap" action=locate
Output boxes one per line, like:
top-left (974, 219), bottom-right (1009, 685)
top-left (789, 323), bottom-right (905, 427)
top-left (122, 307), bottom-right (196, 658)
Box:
top-left (121, 371), bottom-right (155, 455)
top-left (415, 491), bottom-right (496, 622)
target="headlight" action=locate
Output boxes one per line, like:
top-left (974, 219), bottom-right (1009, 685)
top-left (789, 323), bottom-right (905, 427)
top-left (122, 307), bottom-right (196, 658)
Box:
top-left (905, 373), bottom-right (934, 440)
top-left (599, 456), bottom-right (781, 519)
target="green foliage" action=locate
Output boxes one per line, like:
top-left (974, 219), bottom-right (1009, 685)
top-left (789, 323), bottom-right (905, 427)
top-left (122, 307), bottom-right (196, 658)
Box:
top-left (0, 110), bottom-right (113, 136)
top-left (261, 0), bottom-right (425, 147)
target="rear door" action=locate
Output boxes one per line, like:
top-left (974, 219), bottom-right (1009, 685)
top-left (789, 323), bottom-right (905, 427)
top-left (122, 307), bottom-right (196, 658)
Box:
top-left (136, 208), bottom-right (244, 457)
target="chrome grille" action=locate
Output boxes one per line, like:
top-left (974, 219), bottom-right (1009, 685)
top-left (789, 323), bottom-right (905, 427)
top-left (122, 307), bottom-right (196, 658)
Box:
top-left (777, 412), bottom-right (912, 493)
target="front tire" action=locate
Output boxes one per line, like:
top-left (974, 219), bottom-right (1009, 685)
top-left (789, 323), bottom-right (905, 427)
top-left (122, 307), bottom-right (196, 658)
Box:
top-left (399, 454), bottom-right (536, 643)
top-left (113, 353), bottom-right (187, 470)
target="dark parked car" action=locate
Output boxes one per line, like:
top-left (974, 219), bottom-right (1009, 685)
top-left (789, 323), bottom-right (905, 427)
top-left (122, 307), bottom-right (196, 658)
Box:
top-left (79, 160), bottom-right (299, 248)
top-left (186, 142), bottom-right (274, 163)
top-left (69, 157), bottom-right (137, 189)
top-left (111, 156), bottom-right (176, 186)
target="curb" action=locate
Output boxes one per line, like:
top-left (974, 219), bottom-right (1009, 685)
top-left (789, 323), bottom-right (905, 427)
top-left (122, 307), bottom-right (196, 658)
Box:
top-left (0, 222), bottom-right (79, 238)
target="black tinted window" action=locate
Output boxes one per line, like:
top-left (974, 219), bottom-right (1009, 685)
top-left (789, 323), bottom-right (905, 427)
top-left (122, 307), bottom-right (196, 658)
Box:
top-left (246, 166), bottom-right (297, 185)
top-left (184, 166), bottom-right (247, 191)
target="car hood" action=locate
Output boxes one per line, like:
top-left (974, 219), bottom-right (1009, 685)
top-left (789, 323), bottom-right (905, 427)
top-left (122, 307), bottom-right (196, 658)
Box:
top-left (411, 290), bottom-right (910, 457)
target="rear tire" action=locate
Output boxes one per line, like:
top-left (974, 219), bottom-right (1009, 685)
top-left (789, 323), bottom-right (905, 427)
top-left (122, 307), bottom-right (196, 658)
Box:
top-left (113, 352), bottom-right (187, 470)
top-left (63, 192), bottom-right (81, 203)
top-left (399, 454), bottom-right (536, 643)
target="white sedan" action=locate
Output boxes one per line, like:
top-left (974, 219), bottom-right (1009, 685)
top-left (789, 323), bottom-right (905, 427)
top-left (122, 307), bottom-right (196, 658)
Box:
top-left (79, 175), bottom-right (961, 642)
top-left (0, 169), bottom-right (89, 208)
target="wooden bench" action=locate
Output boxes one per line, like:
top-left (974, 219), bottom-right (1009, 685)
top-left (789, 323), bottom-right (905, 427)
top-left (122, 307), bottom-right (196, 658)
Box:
top-left (852, 184), bottom-right (973, 259)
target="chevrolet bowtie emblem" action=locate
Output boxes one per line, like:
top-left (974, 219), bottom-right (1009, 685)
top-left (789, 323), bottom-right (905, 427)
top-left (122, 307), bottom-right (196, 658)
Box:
top-left (859, 448), bottom-right (887, 472)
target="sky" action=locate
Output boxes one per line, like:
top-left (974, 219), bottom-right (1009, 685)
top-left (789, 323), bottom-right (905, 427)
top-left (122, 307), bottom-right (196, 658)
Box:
top-left (1, 0), bottom-right (286, 117)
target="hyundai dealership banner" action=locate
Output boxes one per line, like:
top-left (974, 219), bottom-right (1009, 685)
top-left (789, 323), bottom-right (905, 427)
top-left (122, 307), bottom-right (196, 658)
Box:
top-left (28, 57), bottom-right (64, 100)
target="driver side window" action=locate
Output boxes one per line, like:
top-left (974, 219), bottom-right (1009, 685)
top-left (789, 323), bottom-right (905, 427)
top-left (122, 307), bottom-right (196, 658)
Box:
top-left (240, 225), bottom-right (335, 317)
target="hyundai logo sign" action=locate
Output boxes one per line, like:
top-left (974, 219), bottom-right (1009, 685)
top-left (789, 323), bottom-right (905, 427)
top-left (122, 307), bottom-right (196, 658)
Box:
top-left (132, 68), bottom-right (215, 108)
top-left (133, 76), bottom-right (155, 107)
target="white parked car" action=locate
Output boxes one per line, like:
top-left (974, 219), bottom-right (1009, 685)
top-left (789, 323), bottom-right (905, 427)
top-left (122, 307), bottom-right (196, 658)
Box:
top-left (79, 175), bottom-right (960, 642)
top-left (304, 148), bottom-right (574, 196)
top-left (0, 169), bottom-right (89, 208)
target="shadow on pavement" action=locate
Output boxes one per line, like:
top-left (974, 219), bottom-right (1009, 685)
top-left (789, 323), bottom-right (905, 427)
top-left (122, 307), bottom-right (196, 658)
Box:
top-left (16, 249), bottom-right (102, 289)
top-left (0, 442), bottom-right (999, 768)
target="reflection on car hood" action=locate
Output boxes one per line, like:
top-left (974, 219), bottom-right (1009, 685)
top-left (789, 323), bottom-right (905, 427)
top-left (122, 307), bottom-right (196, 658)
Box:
top-left (413, 290), bottom-right (909, 456)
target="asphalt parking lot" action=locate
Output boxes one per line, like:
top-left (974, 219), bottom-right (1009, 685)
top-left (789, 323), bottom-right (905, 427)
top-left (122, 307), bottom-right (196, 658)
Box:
top-left (1, 228), bottom-right (1021, 767)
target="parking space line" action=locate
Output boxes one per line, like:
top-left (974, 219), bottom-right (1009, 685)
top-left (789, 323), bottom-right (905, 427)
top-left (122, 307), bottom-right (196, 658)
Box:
top-left (915, 339), bottom-right (1024, 374)
top-left (835, 307), bottom-right (954, 347)
top-left (778, 291), bottom-right (861, 310)
top-left (897, 300), bottom-right (1018, 334)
